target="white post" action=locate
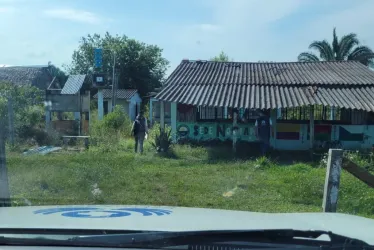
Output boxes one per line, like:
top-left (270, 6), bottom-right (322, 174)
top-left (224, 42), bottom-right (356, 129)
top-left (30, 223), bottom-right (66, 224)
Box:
top-left (98, 89), bottom-right (104, 120)
top-left (322, 149), bottom-right (343, 212)
top-left (160, 101), bottom-right (165, 130)
top-left (149, 98), bottom-right (153, 125)
top-left (330, 107), bottom-right (336, 120)
top-left (45, 110), bottom-right (51, 130)
top-left (171, 102), bottom-right (177, 142)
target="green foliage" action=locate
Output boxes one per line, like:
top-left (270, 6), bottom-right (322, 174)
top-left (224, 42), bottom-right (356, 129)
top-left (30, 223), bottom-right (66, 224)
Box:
top-left (6, 148), bottom-right (374, 218)
top-left (66, 32), bottom-right (169, 97)
top-left (345, 151), bottom-right (374, 171)
top-left (210, 51), bottom-right (231, 62)
top-left (102, 105), bottom-right (130, 131)
top-left (90, 106), bottom-right (132, 152)
top-left (298, 28), bottom-right (374, 66)
top-left (150, 124), bottom-right (173, 153)
top-left (0, 82), bottom-right (45, 143)
top-left (47, 62), bottom-right (68, 87)
top-left (254, 156), bottom-right (274, 169)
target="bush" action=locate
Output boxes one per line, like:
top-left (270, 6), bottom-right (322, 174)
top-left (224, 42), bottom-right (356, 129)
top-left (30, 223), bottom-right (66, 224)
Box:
top-left (150, 125), bottom-right (173, 153)
top-left (89, 106), bottom-right (132, 152)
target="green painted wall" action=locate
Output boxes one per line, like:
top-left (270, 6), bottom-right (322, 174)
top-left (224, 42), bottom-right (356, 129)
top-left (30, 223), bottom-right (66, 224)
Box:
top-left (177, 122), bottom-right (257, 141)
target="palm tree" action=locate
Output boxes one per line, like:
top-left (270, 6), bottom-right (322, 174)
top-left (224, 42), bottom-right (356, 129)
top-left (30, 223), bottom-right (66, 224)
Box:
top-left (298, 28), bottom-right (374, 66)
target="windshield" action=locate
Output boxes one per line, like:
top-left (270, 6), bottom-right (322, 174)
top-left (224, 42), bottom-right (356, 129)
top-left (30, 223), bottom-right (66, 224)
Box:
top-left (1, 0), bottom-right (374, 247)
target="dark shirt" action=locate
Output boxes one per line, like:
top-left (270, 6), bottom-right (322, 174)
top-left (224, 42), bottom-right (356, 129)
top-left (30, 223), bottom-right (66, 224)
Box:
top-left (255, 116), bottom-right (272, 141)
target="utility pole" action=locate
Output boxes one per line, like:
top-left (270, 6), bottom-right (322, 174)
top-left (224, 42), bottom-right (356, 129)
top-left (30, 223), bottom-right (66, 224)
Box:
top-left (111, 51), bottom-right (116, 111)
top-left (0, 111), bottom-right (11, 207)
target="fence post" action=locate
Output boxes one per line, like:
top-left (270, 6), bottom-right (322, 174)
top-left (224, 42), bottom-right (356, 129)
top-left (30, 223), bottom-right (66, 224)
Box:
top-left (0, 117), bottom-right (11, 207)
top-left (322, 149), bottom-right (343, 212)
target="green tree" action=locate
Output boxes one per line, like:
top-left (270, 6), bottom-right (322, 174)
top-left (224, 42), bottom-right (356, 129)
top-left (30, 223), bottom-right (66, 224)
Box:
top-left (298, 28), bottom-right (374, 66)
top-left (47, 62), bottom-right (68, 87)
top-left (210, 51), bottom-right (231, 62)
top-left (66, 32), bottom-right (169, 97)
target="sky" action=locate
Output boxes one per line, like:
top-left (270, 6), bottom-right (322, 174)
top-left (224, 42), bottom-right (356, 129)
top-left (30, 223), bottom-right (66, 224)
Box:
top-left (1, 0), bottom-right (374, 75)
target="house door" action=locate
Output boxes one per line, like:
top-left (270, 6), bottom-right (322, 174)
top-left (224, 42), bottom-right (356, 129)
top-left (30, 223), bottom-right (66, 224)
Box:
top-left (104, 101), bottom-right (108, 115)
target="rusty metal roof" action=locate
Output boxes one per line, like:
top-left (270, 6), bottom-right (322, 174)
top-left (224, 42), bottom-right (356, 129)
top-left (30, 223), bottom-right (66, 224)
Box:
top-left (156, 60), bottom-right (374, 111)
top-left (93, 89), bottom-right (138, 100)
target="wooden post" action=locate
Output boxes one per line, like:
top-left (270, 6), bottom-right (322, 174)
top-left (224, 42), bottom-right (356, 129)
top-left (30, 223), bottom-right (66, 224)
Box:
top-left (160, 101), bottom-right (165, 130)
top-left (7, 97), bottom-right (14, 146)
top-left (309, 105), bottom-right (314, 149)
top-left (322, 149), bottom-right (343, 212)
top-left (171, 102), bottom-right (177, 142)
top-left (0, 117), bottom-right (11, 207)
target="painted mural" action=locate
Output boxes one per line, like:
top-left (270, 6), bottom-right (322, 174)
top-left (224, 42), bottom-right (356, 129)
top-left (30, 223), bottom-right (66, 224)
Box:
top-left (176, 122), bottom-right (256, 141)
top-left (339, 126), bottom-right (364, 141)
top-left (276, 124), bottom-right (300, 140)
top-left (314, 125), bottom-right (332, 141)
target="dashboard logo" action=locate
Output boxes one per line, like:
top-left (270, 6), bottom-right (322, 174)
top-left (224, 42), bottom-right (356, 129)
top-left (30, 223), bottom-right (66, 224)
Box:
top-left (34, 207), bottom-right (172, 218)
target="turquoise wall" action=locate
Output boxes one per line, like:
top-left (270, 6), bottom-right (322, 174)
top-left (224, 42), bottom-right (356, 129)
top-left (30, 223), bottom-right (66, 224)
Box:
top-left (177, 122), bottom-right (374, 150)
top-left (176, 122), bottom-right (257, 141)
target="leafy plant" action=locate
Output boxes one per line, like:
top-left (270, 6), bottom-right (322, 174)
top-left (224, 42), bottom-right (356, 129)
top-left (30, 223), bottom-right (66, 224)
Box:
top-left (150, 126), bottom-right (173, 153)
top-left (298, 28), bottom-right (374, 66)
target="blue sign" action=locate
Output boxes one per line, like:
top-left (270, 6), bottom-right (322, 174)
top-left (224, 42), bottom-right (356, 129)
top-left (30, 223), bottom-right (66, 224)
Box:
top-left (94, 48), bottom-right (103, 68)
top-left (34, 207), bottom-right (172, 218)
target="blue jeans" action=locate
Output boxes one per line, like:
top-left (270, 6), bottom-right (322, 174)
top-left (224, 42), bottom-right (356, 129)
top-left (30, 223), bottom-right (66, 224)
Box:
top-left (260, 141), bottom-right (269, 155)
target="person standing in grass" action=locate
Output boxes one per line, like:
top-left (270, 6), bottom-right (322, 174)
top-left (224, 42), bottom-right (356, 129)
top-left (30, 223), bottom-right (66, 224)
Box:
top-left (131, 112), bottom-right (148, 154)
top-left (255, 111), bottom-right (272, 155)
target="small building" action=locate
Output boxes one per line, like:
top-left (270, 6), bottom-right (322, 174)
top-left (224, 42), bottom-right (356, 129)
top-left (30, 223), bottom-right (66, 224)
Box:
top-left (46, 75), bottom-right (91, 135)
top-left (0, 65), bottom-right (56, 89)
top-left (93, 89), bottom-right (142, 121)
top-left (152, 59), bottom-right (374, 150)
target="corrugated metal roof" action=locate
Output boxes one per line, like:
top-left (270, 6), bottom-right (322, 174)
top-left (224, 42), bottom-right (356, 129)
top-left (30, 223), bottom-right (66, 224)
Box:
top-left (93, 89), bottom-right (138, 100)
top-left (156, 84), bottom-right (374, 111)
top-left (156, 60), bottom-right (374, 111)
top-left (0, 66), bottom-right (51, 89)
top-left (164, 60), bottom-right (374, 86)
top-left (61, 75), bottom-right (86, 94)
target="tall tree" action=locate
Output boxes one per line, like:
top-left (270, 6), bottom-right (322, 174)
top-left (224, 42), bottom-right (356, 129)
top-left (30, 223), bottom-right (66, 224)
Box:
top-left (66, 32), bottom-right (169, 97)
top-left (210, 51), bottom-right (231, 62)
top-left (298, 28), bottom-right (374, 66)
top-left (47, 62), bottom-right (68, 87)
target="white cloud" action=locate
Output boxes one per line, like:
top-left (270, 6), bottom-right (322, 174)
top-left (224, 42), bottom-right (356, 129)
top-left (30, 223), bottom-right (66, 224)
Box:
top-left (0, 6), bottom-right (15, 13)
top-left (44, 8), bottom-right (101, 24)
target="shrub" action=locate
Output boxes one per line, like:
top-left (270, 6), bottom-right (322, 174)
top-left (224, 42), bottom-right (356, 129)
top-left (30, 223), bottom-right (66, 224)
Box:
top-left (150, 125), bottom-right (173, 153)
top-left (254, 156), bottom-right (274, 169)
top-left (89, 106), bottom-right (131, 152)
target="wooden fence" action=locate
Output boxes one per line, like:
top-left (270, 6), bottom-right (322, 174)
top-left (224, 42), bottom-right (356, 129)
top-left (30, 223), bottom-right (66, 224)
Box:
top-left (323, 149), bottom-right (374, 212)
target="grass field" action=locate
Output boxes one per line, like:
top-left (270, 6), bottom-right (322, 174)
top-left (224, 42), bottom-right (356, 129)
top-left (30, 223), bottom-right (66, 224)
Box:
top-left (6, 140), bottom-right (374, 218)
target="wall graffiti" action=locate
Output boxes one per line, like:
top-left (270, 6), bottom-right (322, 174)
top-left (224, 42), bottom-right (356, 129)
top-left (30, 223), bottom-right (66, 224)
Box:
top-left (177, 122), bottom-right (256, 141)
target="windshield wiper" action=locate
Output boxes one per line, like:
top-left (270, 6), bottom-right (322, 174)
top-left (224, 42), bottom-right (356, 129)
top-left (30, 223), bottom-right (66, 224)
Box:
top-left (68, 229), bottom-right (371, 248)
top-left (0, 229), bottom-right (370, 248)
